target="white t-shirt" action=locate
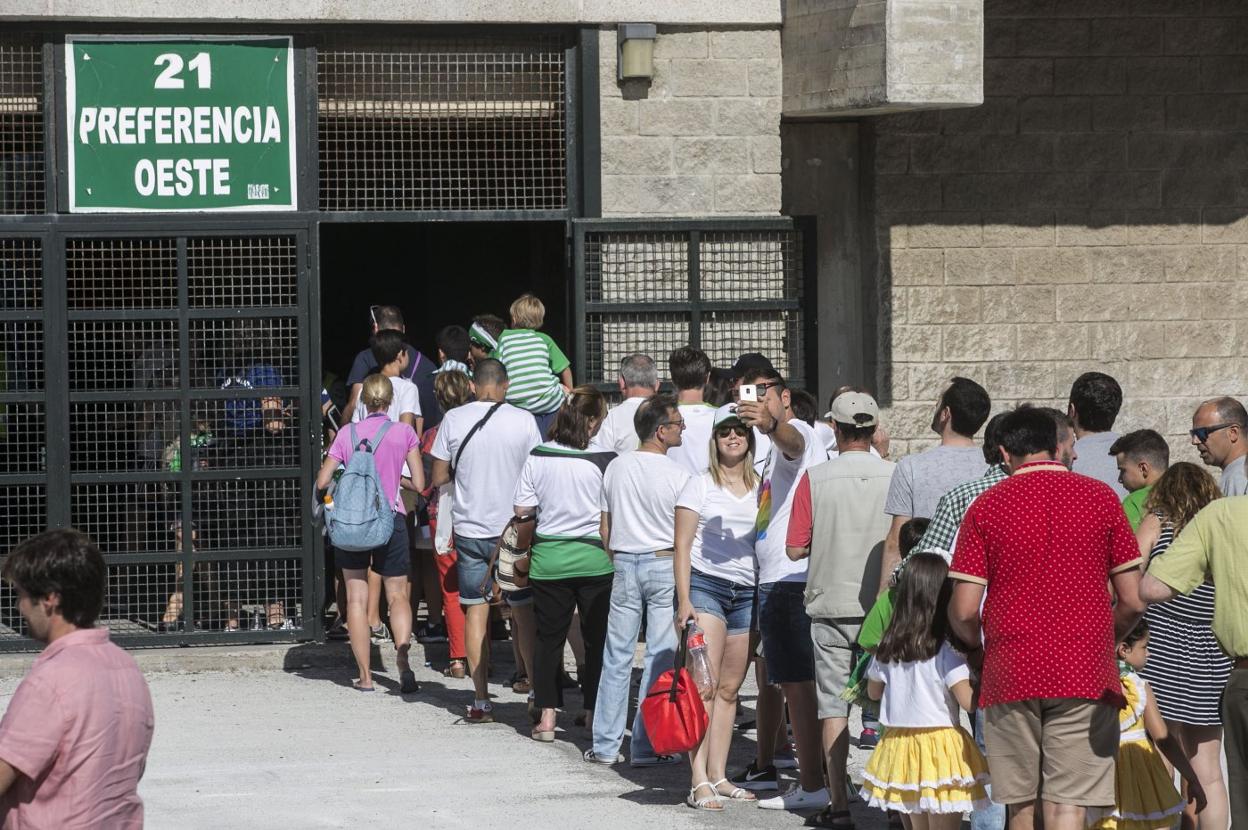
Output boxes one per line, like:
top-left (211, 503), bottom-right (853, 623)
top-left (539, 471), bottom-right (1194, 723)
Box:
top-left (755, 418), bottom-right (825, 584)
top-left (753, 427), bottom-right (772, 476)
top-left (676, 472), bottom-right (759, 585)
top-left (590, 395), bottom-right (647, 454)
top-left (430, 401), bottom-right (541, 539)
top-left (351, 375), bottom-right (421, 424)
top-left (866, 642), bottom-right (970, 728)
top-left (600, 451), bottom-right (690, 553)
top-left (666, 402), bottom-right (717, 476)
top-left (513, 442), bottom-right (614, 539)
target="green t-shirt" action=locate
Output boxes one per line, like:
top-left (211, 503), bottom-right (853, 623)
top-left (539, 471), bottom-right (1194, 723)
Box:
top-left (1123, 485), bottom-right (1152, 531)
top-left (491, 328), bottom-right (570, 415)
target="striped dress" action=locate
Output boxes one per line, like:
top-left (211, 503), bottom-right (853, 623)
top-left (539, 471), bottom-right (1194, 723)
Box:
top-left (1140, 516), bottom-right (1233, 726)
top-left (491, 328), bottom-right (570, 415)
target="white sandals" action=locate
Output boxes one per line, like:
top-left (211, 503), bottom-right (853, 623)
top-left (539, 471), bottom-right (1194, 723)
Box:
top-left (712, 778), bottom-right (756, 801)
top-left (686, 782), bottom-right (724, 811)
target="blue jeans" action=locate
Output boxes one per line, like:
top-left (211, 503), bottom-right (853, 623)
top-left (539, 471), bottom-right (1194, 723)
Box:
top-left (971, 707), bottom-right (1006, 830)
top-left (592, 551), bottom-right (677, 762)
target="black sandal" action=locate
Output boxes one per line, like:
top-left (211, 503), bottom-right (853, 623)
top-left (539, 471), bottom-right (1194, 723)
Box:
top-left (805, 807), bottom-right (855, 829)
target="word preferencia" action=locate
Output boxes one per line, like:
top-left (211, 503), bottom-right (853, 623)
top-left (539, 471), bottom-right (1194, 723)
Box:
top-left (77, 105), bottom-right (282, 197)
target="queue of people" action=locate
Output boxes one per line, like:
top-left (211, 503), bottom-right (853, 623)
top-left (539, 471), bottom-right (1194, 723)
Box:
top-left (305, 294), bottom-right (1248, 828)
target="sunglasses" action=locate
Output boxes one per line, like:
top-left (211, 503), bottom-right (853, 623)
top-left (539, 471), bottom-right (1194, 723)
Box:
top-left (1190, 423), bottom-right (1235, 443)
top-left (715, 424), bottom-right (749, 438)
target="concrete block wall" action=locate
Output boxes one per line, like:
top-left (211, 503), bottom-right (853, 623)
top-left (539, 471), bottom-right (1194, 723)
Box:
top-left (599, 27), bottom-right (783, 215)
top-left (871, 2), bottom-right (1248, 459)
top-left (783, 0), bottom-right (983, 117)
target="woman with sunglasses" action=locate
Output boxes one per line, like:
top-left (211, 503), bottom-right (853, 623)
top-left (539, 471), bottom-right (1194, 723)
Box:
top-left (673, 404), bottom-right (761, 811)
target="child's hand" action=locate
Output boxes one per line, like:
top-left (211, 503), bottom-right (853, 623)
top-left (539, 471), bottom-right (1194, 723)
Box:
top-left (1187, 779), bottom-right (1207, 813)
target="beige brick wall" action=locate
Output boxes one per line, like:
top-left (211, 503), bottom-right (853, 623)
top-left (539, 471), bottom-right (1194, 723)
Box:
top-left (871, 2), bottom-right (1248, 461)
top-left (599, 27), bottom-right (782, 216)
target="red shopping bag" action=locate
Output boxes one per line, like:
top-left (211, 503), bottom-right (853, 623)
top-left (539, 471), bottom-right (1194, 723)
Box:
top-left (640, 623), bottom-right (708, 756)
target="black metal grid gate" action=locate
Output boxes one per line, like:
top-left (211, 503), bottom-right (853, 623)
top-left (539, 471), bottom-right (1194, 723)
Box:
top-left (0, 27), bottom-right (595, 650)
top-left (0, 228), bottom-right (317, 647)
top-left (573, 219), bottom-right (810, 392)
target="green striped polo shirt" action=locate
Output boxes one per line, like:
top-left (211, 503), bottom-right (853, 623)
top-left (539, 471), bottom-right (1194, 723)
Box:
top-left (492, 328), bottom-right (570, 415)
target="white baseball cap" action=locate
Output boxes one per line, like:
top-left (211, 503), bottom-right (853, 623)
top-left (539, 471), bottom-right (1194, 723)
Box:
top-left (826, 391), bottom-right (879, 428)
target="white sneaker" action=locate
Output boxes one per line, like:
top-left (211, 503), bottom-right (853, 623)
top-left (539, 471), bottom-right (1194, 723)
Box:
top-left (757, 784), bottom-right (829, 811)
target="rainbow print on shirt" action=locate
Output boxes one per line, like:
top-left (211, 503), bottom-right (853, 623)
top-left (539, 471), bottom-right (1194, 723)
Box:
top-left (755, 478), bottom-right (773, 540)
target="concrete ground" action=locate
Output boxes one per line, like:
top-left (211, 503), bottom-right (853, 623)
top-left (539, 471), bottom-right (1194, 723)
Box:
top-left (0, 638), bottom-right (891, 829)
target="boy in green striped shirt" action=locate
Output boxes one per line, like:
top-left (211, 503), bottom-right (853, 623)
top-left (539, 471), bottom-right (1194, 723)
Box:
top-left (491, 293), bottom-right (574, 437)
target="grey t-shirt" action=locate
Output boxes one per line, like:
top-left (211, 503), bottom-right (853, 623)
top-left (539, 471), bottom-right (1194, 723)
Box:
top-left (1072, 431), bottom-right (1127, 500)
top-left (1221, 455), bottom-right (1248, 497)
top-left (884, 445), bottom-right (988, 520)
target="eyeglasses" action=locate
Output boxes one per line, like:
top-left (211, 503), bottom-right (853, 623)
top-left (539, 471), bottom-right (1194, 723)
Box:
top-left (1190, 423), bottom-right (1235, 442)
top-left (715, 425), bottom-right (749, 438)
top-left (657, 419), bottom-right (686, 431)
top-left (738, 381), bottom-right (782, 400)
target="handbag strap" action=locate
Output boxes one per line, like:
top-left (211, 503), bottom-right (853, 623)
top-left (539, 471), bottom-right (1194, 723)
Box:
top-left (477, 513), bottom-right (537, 599)
top-left (669, 621), bottom-right (691, 703)
top-left (451, 401), bottom-right (505, 476)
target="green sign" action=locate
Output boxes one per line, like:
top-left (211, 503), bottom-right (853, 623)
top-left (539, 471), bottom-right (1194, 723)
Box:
top-left (65, 36), bottom-right (297, 212)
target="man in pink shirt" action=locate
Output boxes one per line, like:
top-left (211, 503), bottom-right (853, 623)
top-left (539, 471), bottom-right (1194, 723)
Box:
top-left (0, 530), bottom-right (154, 829)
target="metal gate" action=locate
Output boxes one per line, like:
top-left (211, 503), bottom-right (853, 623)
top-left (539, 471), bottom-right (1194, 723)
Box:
top-left (573, 219), bottom-right (811, 391)
top-left (0, 228), bottom-right (317, 648)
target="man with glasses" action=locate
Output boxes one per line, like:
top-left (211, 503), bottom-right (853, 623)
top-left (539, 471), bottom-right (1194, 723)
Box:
top-left (589, 394), bottom-right (690, 766)
top-left (1191, 397), bottom-right (1248, 496)
top-left (734, 368), bottom-right (830, 812)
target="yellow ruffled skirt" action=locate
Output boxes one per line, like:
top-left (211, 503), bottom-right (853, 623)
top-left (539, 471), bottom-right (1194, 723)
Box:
top-left (1089, 738), bottom-right (1183, 830)
top-left (860, 725), bottom-right (991, 814)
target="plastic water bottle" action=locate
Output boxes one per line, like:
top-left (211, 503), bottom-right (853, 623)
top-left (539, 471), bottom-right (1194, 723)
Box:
top-left (686, 623), bottom-right (715, 698)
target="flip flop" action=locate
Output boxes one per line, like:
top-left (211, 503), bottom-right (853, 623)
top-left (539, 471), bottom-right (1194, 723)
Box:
top-left (531, 728), bottom-right (555, 742)
top-left (686, 782), bottom-right (724, 812)
top-left (352, 679), bottom-right (375, 692)
top-left (399, 669), bottom-right (420, 694)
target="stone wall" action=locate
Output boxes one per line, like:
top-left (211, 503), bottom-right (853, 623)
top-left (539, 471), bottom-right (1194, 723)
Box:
top-left (783, 0), bottom-right (983, 117)
top-left (870, 1), bottom-right (1248, 460)
top-left (599, 27), bottom-right (783, 216)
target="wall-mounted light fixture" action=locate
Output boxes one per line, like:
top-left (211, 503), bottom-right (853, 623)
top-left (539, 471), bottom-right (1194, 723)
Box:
top-left (617, 23), bottom-right (657, 82)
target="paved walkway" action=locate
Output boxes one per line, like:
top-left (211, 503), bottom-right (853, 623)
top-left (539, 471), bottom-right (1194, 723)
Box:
top-left (0, 639), bottom-right (891, 829)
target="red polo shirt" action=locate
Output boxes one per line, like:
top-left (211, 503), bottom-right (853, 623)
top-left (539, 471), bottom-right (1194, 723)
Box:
top-left (950, 463), bottom-right (1141, 708)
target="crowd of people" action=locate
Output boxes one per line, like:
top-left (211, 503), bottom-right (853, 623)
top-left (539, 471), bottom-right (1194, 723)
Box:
top-left (2, 291), bottom-right (1246, 828)
top-left (302, 293), bottom-right (1248, 828)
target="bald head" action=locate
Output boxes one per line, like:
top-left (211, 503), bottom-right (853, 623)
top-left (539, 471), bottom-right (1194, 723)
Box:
top-left (1192, 396), bottom-right (1248, 470)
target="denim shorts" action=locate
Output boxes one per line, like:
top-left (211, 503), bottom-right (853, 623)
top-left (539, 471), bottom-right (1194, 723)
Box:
top-left (758, 581), bottom-right (814, 684)
top-left (455, 535), bottom-right (533, 607)
top-left (337, 513), bottom-right (410, 578)
top-left (688, 568), bottom-right (756, 636)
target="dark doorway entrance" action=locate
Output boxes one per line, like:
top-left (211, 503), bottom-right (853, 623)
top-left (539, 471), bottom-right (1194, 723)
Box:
top-left (318, 221), bottom-right (569, 392)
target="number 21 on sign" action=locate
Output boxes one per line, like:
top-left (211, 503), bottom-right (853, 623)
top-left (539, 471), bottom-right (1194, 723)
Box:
top-left (154, 52), bottom-right (211, 89)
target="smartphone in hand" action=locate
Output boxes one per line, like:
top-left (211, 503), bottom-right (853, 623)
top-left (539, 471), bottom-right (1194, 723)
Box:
top-left (738, 384), bottom-right (758, 403)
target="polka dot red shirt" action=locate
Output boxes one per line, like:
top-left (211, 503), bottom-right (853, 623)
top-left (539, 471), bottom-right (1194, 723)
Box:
top-left (950, 464), bottom-right (1142, 709)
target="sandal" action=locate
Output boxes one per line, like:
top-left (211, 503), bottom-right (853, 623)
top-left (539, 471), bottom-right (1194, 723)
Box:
top-left (805, 807), bottom-right (854, 829)
top-left (442, 659), bottom-right (467, 679)
top-left (686, 782), bottom-right (724, 812)
top-left (352, 679), bottom-right (375, 692)
top-left (711, 778), bottom-right (756, 801)
top-left (531, 726), bottom-right (555, 742)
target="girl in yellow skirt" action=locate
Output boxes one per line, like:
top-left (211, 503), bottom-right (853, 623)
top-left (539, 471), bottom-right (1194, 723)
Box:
top-left (862, 553), bottom-right (989, 829)
top-left (1091, 620), bottom-right (1204, 830)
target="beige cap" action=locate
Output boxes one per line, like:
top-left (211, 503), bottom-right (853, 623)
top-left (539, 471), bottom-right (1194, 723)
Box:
top-left (827, 391), bottom-right (879, 428)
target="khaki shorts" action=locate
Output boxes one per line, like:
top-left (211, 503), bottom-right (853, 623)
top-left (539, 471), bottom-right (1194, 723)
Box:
top-left (811, 618), bottom-right (862, 720)
top-left (984, 698), bottom-right (1118, 807)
